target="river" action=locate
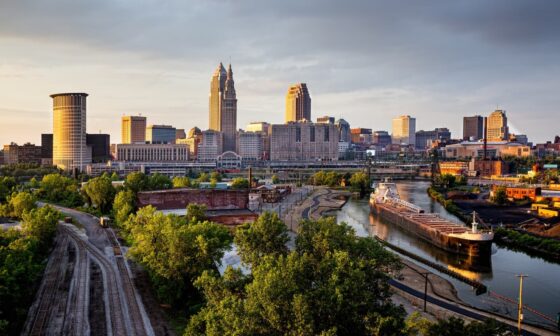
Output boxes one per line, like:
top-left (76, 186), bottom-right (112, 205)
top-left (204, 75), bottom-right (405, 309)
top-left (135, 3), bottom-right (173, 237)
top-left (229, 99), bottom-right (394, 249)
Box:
top-left (336, 180), bottom-right (560, 327)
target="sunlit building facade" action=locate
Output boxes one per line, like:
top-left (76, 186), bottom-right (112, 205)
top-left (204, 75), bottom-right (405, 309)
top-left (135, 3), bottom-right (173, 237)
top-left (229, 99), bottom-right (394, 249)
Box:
top-left (285, 83), bottom-right (311, 122)
top-left (121, 115), bottom-right (147, 144)
top-left (487, 110), bottom-right (508, 142)
top-left (209, 63), bottom-right (237, 152)
top-left (51, 93), bottom-right (91, 171)
top-left (392, 115), bottom-right (416, 146)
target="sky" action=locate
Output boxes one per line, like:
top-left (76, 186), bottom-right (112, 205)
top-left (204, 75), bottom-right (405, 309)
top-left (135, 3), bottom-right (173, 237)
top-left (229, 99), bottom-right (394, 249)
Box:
top-left (1, 0), bottom-right (559, 146)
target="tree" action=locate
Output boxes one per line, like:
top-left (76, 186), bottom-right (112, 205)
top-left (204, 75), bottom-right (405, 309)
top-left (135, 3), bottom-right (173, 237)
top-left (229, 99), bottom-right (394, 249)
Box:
top-left (234, 212), bottom-right (289, 266)
top-left (210, 171), bottom-right (222, 182)
top-left (209, 178), bottom-right (218, 188)
top-left (310, 170), bottom-right (342, 187)
top-left (21, 206), bottom-right (60, 251)
top-left (173, 176), bottom-right (192, 188)
top-left (349, 172), bottom-right (370, 197)
top-left (230, 178), bottom-right (249, 189)
top-left (125, 172), bottom-right (149, 193)
top-left (29, 177), bottom-right (40, 189)
top-left (0, 177), bottom-right (17, 202)
top-left (38, 173), bottom-right (82, 206)
top-left (187, 217), bottom-right (405, 336)
top-left (7, 191), bottom-right (37, 218)
top-left (82, 176), bottom-right (116, 213)
top-left (113, 189), bottom-right (136, 228)
top-left (186, 204), bottom-right (207, 223)
top-left (271, 174), bottom-right (280, 184)
top-left (126, 206), bottom-right (232, 304)
top-left (148, 173), bottom-right (173, 190)
top-left (198, 172), bottom-right (210, 183)
top-left (426, 317), bottom-right (508, 336)
top-left (439, 174), bottom-right (456, 189)
top-left (403, 311), bottom-right (432, 336)
top-left (492, 186), bottom-right (508, 205)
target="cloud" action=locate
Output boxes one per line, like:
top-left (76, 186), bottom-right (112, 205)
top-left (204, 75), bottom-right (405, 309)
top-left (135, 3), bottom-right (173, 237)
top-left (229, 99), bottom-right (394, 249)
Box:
top-left (0, 0), bottom-right (559, 145)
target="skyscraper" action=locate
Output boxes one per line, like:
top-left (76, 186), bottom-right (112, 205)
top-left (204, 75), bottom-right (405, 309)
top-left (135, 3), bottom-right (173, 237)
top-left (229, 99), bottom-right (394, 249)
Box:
top-left (463, 115), bottom-right (484, 141)
top-left (121, 115), bottom-right (147, 144)
top-left (51, 93), bottom-right (91, 171)
top-left (209, 62), bottom-right (237, 152)
top-left (392, 115), bottom-right (416, 146)
top-left (487, 109), bottom-right (508, 141)
top-left (285, 83), bottom-right (311, 122)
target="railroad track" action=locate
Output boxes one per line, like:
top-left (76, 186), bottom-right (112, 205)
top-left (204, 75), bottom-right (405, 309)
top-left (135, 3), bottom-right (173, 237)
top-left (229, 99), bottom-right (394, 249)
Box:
top-left (61, 226), bottom-right (128, 336)
top-left (64, 237), bottom-right (90, 335)
top-left (28, 230), bottom-right (69, 335)
top-left (106, 228), bottom-right (149, 335)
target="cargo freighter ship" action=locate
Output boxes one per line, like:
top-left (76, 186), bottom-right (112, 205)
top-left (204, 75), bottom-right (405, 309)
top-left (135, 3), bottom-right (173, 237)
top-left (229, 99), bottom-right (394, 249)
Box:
top-left (370, 182), bottom-right (493, 257)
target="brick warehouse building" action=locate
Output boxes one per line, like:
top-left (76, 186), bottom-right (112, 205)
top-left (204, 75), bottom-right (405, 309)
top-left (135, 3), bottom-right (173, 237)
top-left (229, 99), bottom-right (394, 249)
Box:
top-left (137, 188), bottom-right (257, 226)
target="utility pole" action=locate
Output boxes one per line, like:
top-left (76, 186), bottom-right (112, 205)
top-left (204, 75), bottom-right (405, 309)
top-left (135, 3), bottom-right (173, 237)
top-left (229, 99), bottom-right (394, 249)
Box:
top-left (422, 272), bottom-right (430, 312)
top-left (517, 274), bottom-right (528, 335)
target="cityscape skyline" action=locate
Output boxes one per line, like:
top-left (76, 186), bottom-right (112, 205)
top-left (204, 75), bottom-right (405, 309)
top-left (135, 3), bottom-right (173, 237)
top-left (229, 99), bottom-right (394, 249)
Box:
top-left (1, 1), bottom-right (560, 146)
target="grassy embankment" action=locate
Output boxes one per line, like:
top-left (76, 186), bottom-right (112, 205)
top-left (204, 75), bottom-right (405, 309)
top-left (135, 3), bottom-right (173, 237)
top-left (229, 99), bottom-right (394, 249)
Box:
top-left (494, 228), bottom-right (560, 261)
top-left (426, 186), bottom-right (469, 224)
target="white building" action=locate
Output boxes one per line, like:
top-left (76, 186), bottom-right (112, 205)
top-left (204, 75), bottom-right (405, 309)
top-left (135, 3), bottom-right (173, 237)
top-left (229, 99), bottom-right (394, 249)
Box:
top-left (198, 130), bottom-right (223, 162)
top-left (115, 143), bottom-right (188, 162)
top-left (238, 131), bottom-right (263, 161)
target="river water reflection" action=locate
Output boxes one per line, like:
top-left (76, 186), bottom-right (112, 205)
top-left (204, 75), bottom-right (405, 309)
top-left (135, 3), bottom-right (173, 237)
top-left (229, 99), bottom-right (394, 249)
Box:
top-left (336, 180), bottom-right (560, 326)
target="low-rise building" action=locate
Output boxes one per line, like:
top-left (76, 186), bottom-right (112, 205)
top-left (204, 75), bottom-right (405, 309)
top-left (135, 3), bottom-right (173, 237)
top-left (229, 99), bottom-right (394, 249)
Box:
top-left (146, 124), bottom-right (176, 144)
top-left (350, 128), bottom-right (372, 145)
top-left (115, 143), bottom-right (188, 162)
top-left (415, 128), bottom-right (451, 150)
top-left (373, 131), bottom-right (392, 147)
top-left (439, 161), bottom-right (469, 176)
top-left (444, 141), bottom-right (531, 159)
top-left (469, 158), bottom-right (508, 177)
top-left (271, 122), bottom-right (339, 161)
top-left (2, 143), bottom-right (42, 165)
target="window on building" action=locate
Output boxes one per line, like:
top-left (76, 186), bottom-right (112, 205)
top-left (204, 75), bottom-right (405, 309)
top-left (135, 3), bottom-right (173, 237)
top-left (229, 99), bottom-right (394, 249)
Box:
top-left (310, 127), bottom-right (315, 142)
top-left (324, 127), bottom-right (329, 142)
top-left (296, 128), bottom-right (301, 142)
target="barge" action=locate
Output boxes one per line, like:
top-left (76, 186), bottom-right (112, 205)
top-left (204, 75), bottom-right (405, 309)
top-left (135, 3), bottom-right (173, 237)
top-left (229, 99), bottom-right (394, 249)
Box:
top-left (370, 182), bottom-right (493, 258)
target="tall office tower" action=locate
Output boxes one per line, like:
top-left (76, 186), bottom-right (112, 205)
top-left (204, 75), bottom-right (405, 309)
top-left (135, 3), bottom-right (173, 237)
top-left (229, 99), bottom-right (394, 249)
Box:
top-left (463, 115), bottom-right (484, 141)
top-left (335, 119), bottom-right (351, 143)
top-left (392, 115), bottom-right (416, 146)
top-left (51, 93), bottom-right (91, 171)
top-left (285, 83), bottom-right (311, 122)
top-left (121, 115), bottom-right (147, 144)
top-left (209, 63), bottom-right (237, 152)
top-left (487, 109), bottom-right (509, 141)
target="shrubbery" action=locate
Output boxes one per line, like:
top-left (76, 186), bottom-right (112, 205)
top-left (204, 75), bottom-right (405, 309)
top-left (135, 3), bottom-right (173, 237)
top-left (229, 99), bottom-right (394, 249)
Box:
top-left (0, 205), bottom-right (60, 334)
top-left (495, 227), bottom-right (560, 256)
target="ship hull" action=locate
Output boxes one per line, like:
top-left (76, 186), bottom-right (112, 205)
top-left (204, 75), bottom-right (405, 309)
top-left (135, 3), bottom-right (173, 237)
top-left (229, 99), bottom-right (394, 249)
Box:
top-left (371, 202), bottom-right (492, 258)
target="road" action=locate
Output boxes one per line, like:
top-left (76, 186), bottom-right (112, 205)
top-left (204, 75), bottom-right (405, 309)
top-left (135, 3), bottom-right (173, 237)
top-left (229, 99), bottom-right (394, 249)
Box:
top-left (24, 203), bottom-right (154, 336)
top-left (390, 278), bottom-right (557, 335)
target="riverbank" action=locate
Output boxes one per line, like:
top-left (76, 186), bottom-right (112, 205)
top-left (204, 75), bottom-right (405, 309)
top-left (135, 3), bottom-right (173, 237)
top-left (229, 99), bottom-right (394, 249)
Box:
top-left (284, 187), bottom-right (351, 231)
top-left (427, 186), bottom-right (560, 262)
